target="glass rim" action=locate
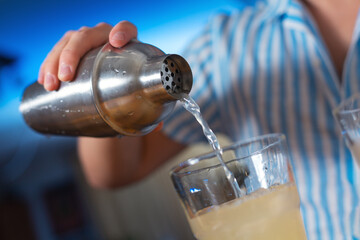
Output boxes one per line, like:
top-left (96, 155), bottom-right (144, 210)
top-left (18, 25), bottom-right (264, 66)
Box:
top-left (170, 133), bottom-right (286, 177)
top-left (333, 93), bottom-right (360, 116)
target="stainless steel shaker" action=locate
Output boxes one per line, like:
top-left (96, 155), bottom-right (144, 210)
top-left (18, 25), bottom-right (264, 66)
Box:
top-left (19, 40), bottom-right (193, 137)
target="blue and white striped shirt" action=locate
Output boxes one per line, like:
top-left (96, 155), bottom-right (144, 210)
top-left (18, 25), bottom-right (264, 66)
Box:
top-left (163, 0), bottom-right (360, 239)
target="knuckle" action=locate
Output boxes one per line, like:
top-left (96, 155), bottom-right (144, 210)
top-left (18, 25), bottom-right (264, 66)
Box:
top-left (96, 22), bottom-right (111, 28)
top-left (78, 26), bottom-right (90, 32)
top-left (73, 28), bottom-right (91, 39)
top-left (61, 48), bottom-right (80, 60)
top-left (64, 30), bottom-right (75, 39)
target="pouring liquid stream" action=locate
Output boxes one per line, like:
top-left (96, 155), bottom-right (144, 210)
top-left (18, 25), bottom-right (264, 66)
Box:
top-left (180, 94), bottom-right (243, 197)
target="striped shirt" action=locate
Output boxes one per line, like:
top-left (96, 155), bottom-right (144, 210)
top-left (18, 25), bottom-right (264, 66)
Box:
top-left (163, 0), bottom-right (360, 239)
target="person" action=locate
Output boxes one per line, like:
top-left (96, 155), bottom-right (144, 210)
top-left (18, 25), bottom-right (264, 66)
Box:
top-left (38, 0), bottom-right (360, 239)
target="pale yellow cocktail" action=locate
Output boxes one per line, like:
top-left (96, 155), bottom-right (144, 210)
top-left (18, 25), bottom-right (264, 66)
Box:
top-left (189, 183), bottom-right (306, 240)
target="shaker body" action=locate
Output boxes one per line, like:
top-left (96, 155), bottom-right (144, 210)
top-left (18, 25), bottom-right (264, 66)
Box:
top-left (20, 41), bottom-right (192, 137)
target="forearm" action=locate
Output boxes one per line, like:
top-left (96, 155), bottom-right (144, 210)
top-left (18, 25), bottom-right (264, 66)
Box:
top-left (77, 131), bottom-right (186, 189)
top-left (77, 136), bottom-right (143, 188)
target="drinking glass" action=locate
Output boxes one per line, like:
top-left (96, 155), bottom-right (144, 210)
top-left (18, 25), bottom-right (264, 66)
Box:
top-left (333, 93), bottom-right (360, 166)
top-left (170, 133), bottom-right (307, 240)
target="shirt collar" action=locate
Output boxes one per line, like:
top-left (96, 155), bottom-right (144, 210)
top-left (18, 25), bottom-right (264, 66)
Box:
top-left (266, 0), bottom-right (290, 16)
top-left (237, 0), bottom-right (289, 17)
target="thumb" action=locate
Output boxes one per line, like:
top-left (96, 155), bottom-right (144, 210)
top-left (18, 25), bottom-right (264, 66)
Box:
top-left (109, 20), bottom-right (138, 48)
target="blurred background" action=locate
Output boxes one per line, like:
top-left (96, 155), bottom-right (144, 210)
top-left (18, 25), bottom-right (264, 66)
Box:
top-left (0, 0), bottom-right (239, 239)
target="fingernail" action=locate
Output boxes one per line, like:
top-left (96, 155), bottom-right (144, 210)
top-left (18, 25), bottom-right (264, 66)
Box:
top-left (111, 31), bottom-right (126, 43)
top-left (44, 73), bottom-right (56, 91)
top-left (59, 63), bottom-right (72, 80)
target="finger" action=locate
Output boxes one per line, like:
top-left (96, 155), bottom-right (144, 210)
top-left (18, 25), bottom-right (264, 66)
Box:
top-left (109, 20), bottom-right (138, 48)
top-left (58, 22), bottom-right (112, 82)
top-left (39, 31), bottom-right (74, 90)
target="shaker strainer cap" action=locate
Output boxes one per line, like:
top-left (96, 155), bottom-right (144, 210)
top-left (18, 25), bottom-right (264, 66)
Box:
top-left (160, 55), bottom-right (192, 99)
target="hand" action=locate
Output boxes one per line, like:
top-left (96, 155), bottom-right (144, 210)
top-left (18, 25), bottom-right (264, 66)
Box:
top-left (38, 21), bottom-right (138, 91)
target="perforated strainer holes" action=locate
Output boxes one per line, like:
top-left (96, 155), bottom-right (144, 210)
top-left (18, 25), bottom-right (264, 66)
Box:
top-left (161, 58), bottom-right (182, 95)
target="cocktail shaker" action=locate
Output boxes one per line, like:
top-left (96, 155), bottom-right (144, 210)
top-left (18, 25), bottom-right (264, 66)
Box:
top-left (20, 40), bottom-right (193, 137)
